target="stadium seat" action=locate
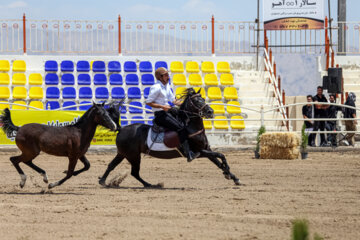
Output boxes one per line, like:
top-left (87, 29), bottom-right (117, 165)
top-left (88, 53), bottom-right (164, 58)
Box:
top-left (12, 73), bottom-right (26, 85)
top-left (125, 74), bottom-right (139, 85)
top-left (143, 87), bottom-right (150, 99)
top-left (203, 120), bottom-right (212, 130)
top-left (0, 60), bottom-right (10, 71)
top-left (230, 116), bottom-right (245, 129)
top-left (0, 101), bottom-right (9, 110)
top-left (95, 87), bottom-right (109, 99)
top-left (94, 74), bottom-right (107, 85)
top-left (61, 73), bottom-right (75, 85)
top-left (217, 61), bottom-right (231, 73)
top-left (188, 74), bottom-right (202, 85)
top-left (12, 101), bottom-right (27, 110)
top-left (170, 61), bottom-right (184, 73)
top-left (155, 61), bottom-right (168, 70)
top-left (129, 101), bottom-right (143, 114)
top-left (77, 74), bottom-right (91, 85)
top-left (201, 61), bottom-right (215, 73)
top-left (29, 101), bottom-right (44, 110)
top-left (77, 60), bottom-right (90, 72)
top-left (214, 116), bottom-right (229, 129)
top-left (12, 60), bottom-right (26, 72)
top-left (63, 101), bottom-right (77, 110)
top-left (0, 87), bottom-right (10, 99)
top-left (210, 101), bottom-right (225, 114)
top-left (62, 87), bottom-right (76, 99)
top-left (46, 101), bottom-right (60, 110)
top-left (0, 73), bottom-right (10, 85)
top-left (147, 116), bottom-right (154, 125)
top-left (220, 73), bottom-right (234, 85)
top-left (193, 87), bottom-right (206, 99)
top-left (45, 73), bottom-right (59, 85)
top-left (60, 60), bottom-right (74, 72)
top-left (12, 87), bottom-right (27, 99)
top-left (131, 116), bottom-right (145, 124)
top-left (90, 60), bottom-right (94, 70)
top-left (173, 74), bottom-right (187, 85)
top-left (139, 61), bottom-right (153, 72)
top-left (120, 105), bottom-right (127, 114)
top-left (224, 87), bottom-right (238, 100)
top-left (93, 61), bottom-right (106, 72)
top-left (29, 73), bottom-right (43, 85)
top-left (111, 87), bottom-right (125, 99)
top-left (79, 87), bottom-right (93, 99)
top-left (127, 87), bottom-right (141, 99)
top-left (121, 116), bottom-right (128, 126)
top-left (186, 61), bottom-right (200, 73)
top-left (46, 87), bottom-right (60, 99)
top-left (45, 60), bottom-right (58, 72)
top-left (226, 101), bottom-right (241, 114)
top-left (79, 101), bottom-right (92, 111)
top-left (108, 61), bottom-right (121, 72)
top-left (29, 87), bottom-right (43, 99)
top-left (175, 87), bottom-right (187, 98)
top-left (141, 74), bottom-right (155, 85)
top-left (145, 104), bottom-right (152, 113)
top-left (124, 61), bottom-right (137, 72)
top-left (109, 74), bottom-right (123, 85)
top-left (207, 87), bottom-right (222, 100)
top-left (204, 73), bottom-right (218, 85)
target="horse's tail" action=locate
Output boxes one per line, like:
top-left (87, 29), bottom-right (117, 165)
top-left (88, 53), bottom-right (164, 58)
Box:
top-left (0, 108), bottom-right (19, 136)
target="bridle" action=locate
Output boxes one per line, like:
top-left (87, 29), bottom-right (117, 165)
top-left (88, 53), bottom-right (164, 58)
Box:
top-left (182, 93), bottom-right (207, 118)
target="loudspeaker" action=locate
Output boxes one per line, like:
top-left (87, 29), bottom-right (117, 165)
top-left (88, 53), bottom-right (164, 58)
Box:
top-left (322, 76), bottom-right (329, 90)
top-left (326, 68), bottom-right (343, 93)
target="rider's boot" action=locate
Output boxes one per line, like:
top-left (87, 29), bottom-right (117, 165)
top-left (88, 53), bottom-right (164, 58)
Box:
top-left (182, 140), bottom-right (200, 162)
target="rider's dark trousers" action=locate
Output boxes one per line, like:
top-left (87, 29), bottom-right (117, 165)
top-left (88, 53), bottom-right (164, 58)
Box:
top-left (154, 110), bottom-right (187, 143)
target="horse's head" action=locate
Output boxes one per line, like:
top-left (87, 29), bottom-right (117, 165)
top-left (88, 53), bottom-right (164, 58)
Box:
top-left (106, 101), bottom-right (123, 131)
top-left (181, 88), bottom-right (214, 118)
top-left (92, 102), bottom-right (117, 131)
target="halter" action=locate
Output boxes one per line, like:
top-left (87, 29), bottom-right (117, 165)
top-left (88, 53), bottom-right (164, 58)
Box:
top-left (183, 93), bottom-right (207, 118)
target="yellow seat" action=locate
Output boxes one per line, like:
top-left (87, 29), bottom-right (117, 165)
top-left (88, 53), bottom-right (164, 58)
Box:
top-left (188, 74), bottom-right (202, 85)
top-left (214, 116), bottom-right (229, 129)
top-left (0, 87), bottom-right (10, 99)
top-left (12, 101), bottom-right (27, 110)
top-left (210, 101), bottom-right (225, 114)
top-left (12, 73), bottom-right (27, 85)
top-left (224, 87), bottom-right (238, 100)
top-left (29, 87), bottom-right (44, 99)
top-left (29, 73), bottom-right (43, 85)
top-left (0, 73), bottom-right (10, 84)
top-left (217, 61), bottom-right (231, 73)
top-left (231, 116), bottom-right (245, 129)
top-left (227, 101), bottom-right (241, 114)
top-left (0, 101), bottom-right (9, 110)
top-left (0, 60), bottom-right (10, 71)
top-left (12, 87), bottom-right (27, 99)
top-left (90, 60), bottom-right (94, 70)
top-left (173, 74), bottom-right (187, 85)
top-left (204, 73), bottom-right (218, 85)
top-left (185, 61), bottom-right (200, 73)
top-left (170, 61), bottom-right (184, 73)
top-left (193, 87), bottom-right (206, 99)
top-left (201, 61), bottom-right (215, 73)
top-left (220, 73), bottom-right (234, 85)
top-left (207, 87), bottom-right (222, 100)
top-left (203, 119), bottom-right (212, 130)
top-left (29, 101), bottom-right (44, 109)
top-left (175, 87), bottom-right (187, 98)
top-left (12, 60), bottom-right (26, 72)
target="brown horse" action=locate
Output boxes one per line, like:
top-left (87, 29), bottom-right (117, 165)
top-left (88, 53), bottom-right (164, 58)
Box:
top-left (0, 103), bottom-right (117, 189)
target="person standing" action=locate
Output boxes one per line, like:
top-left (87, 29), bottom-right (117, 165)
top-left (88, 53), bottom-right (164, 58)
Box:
top-left (313, 86), bottom-right (329, 146)
top-left (302, 95), bottom-right (315, 146)
top-left (326, 94), bottom-right (341, 146)
top-left (344, 92), bottom-right (357, 146)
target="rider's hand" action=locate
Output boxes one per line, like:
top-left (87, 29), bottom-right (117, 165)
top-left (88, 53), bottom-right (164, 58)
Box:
top-left (162, 105), bottom-right (171, 111)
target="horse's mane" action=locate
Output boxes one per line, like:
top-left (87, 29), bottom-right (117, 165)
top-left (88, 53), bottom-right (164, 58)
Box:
top-left (179, 88), bottom-right (196, 110)
top-left (69, 105), bottom-right (96, 128)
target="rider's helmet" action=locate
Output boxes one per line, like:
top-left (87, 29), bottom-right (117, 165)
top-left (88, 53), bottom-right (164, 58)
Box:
top-left (155, 67), bottom-right (168, 80)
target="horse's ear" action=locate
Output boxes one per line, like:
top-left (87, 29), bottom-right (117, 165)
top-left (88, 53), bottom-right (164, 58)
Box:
top-left (196, 88), bottom-right (201, 94)
top-left (101, 101), bottom-right (106, 107)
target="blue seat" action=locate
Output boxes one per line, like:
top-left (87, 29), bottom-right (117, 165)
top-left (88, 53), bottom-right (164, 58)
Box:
top-left (61, 74), bottom-right (75, 85)
top-left (94, 74), bottom-right (107, 85)
top-left (129, 101), bottom-right (143, 114)
top-left (124, 61), bottom-right (137, 72)
top-left (63, 101), bottom-right (77, 110)
top-left (60, 60), bottom-right (74, 72)
top-left (45, 60), bottom-right (58, 72)
top-left (111, 87), bottom-right (125, 99)
top-left (77, 61), bottom-right (90, 72)
top-left (46, 101), bottom-right (60, 110)
top-left (147, 116), bottom-right (154, 125)
top-left (45, 73), bottom-right (59, 85)
top-left (121, 116), bottom-right (128, 126)
top-left (143, 87), bottom-right (151, 99)
top-left (131, 116), bottom-right (145, 124)
top-left (46, 87), bottom-right (60, 99)
top-left (128, 87), bottom-right (141, 99)
top-left (78, 74), bottom-right (91, 85)
top-left (120, 105), bottom-right (126, 114)
top-left (155, 61), bottom-right (168, 70)
top-left (79, 87), bottom-right (92, 99)
top-left (95, 87), bottom-right (109, 99)
top-left (93, 61), bottom-right (106, 72)
top-left (108, 61), bottom-right (121, 72)
top-left (145, 104), bottom-right (152, 113)
top-left (141, 74), bottom-right (155, 85)
top-left (62, 87), bottom-right (76, 99)
top-left (139, 61), bottom-right (153, 72)
top-left (79, 101), bottom-right (92, 111)
top-left (125, 74), bottom-right (139, 85)
top-left (109, 74), bottom-right (123, 85)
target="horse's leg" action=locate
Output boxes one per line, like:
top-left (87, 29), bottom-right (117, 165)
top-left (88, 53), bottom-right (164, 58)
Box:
top-left (48, 157), bottom-right (78, 189)
top-left (72, 155), bottom-right (90, 176)
top-left (24, 160), bottom-right (48, 183)
top-left (98, 153), bottom-right (124, 186)
top-left (129, 156), bottom-right (154, 188)
top-left (10, 155), bottom-right (27, 188)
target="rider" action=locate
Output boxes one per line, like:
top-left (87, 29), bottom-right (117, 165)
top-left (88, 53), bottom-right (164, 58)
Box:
top-left (146, 67), bottom-right (200, 162)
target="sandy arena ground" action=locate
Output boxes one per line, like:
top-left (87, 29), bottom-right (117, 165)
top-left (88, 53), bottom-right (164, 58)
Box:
top-left (0, 150), bottom-right (359, 240)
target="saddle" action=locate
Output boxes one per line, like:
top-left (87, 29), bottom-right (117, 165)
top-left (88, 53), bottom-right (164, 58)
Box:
top-left (151, 123), bottom-right (181, 148)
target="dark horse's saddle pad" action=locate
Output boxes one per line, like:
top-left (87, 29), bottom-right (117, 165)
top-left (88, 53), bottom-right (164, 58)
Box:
top-left (151, 124), bottom-right (180, 148)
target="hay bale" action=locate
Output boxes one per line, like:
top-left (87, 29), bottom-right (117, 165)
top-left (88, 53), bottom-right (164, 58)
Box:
top-left (260, 145), bottom-right (299, 159)
top-left (260, 132), bottom-right (300, 148)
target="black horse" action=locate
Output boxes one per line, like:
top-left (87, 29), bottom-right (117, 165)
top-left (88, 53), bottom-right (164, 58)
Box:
top-left (0, 102), bottom-right (117, 189)
top-left (100, 88), bottom-right (241, 187)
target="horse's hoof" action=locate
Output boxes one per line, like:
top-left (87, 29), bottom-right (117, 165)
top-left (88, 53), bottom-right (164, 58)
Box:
top-left (234, 179), bottom-right (242, 186)
top-left (19, 182), bottom-right (25, 188)
top-left (48, 183), bottom-right (56, 189)
top-left (19, 174), bottom-right (26, 188)
top-left (98, 179), bottom-right (106, 187)
top-left (42, 173), bottom-right (48, 183)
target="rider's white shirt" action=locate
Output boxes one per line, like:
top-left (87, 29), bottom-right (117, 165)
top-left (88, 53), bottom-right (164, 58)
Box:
top-left (146, 80), bottom-right (175, 112)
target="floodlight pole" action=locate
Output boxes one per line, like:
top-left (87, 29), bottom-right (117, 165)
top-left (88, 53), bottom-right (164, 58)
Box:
top-left (256, 0), bottom-right (260, 71)
top-left (328, 0), bottom-right (332, 49)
